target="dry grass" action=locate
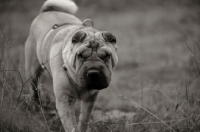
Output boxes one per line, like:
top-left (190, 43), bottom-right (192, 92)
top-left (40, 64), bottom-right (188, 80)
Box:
top-left (0, 0), bottom-right (200, 131)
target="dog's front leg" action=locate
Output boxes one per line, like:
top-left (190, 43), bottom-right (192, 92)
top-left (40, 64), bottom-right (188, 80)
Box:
top-left (78, 92), bottom-right (98, 132)
top-left (53, 71), bottom-right (79, 132)
top-left (55, 89), bottom-right (78, 132)
top-left (50, 45), bottom-right (79, 132)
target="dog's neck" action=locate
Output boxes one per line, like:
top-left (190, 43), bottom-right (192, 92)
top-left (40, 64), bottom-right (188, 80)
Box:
top-left (62, 64), bottom-right (78, 87)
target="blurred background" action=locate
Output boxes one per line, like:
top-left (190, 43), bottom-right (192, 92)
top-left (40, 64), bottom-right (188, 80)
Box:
top-left (0, 0), bottom-right (200, 131)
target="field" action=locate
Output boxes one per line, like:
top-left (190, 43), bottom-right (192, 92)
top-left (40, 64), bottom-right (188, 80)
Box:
top-left (0, 0), bottom-right (200, 131)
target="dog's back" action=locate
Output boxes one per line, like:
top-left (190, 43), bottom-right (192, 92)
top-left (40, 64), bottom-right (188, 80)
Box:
top-left (41, 0), bottom-right (78, 14)
top-left (25, 0), bottom-right (82, 80)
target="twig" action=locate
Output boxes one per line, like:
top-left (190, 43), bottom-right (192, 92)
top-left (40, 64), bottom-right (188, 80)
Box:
top-left (192, 42), bottom-right (200, 74)
top-left (126, 118), bottom-right (187, 126)
top-left (37, 85), bottom-right (51, 132)
top-left (196, 42), bottom-right (200, 51)
top-left (119, 94), bottom-right (176, 132)
top-left (185, 42), bottom-right (200, 64)
top-left (0, 69), bottom-right (37, 124)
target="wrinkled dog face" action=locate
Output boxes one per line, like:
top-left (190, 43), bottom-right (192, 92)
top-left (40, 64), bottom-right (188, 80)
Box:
top-left (63, 27), bottom-right (118, 90)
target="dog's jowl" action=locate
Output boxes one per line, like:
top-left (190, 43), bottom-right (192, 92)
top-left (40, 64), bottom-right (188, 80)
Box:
top-left (25, 0), bottom-right (118, 131)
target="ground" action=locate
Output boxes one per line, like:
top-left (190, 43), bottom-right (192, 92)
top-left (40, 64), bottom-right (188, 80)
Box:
top-left (0, 0), bottom-right (200, 131)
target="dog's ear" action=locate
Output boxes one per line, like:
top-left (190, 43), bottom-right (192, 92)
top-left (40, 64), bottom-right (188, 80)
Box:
top-left (72, 31), bottom-right (87, 43)
top-left (102, 32), bottom-right (116, 44)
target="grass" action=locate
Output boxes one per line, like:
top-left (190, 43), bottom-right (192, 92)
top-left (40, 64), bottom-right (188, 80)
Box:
top-left (0, 0), bottom-right (200, 131)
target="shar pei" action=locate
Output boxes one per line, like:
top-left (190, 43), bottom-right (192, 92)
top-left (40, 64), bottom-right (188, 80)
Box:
top-left (25, 0), bottom-right (118, 131)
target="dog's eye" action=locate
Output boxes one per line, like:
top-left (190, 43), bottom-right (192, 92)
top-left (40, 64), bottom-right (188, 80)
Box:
top-left (102, 32), bottom-right (116, 44)
top-left (72, 31), bottom-right (87, 43)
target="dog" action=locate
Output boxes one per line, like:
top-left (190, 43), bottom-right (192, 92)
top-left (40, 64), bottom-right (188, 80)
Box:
top-left (25, 0), bottom-right (118, 131)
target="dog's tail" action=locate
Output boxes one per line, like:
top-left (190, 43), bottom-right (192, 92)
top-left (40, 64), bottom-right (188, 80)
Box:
top-left (40, 0), bottom-right (78, 14)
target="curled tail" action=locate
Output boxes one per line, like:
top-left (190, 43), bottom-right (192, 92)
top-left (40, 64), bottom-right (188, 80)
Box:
top-left (41, 0), bottom-right (78, 14)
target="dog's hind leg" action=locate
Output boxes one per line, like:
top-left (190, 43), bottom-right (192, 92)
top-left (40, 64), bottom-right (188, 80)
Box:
top-left (25, 35), bottom-right (44, 104)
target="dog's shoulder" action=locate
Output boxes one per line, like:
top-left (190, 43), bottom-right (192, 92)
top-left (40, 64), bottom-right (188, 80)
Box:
top-left (30, 12), bottom-right (81, 38)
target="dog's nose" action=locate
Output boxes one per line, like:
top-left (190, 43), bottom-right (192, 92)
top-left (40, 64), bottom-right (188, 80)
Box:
top-left (87, 70), bottom-right (100, 79)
